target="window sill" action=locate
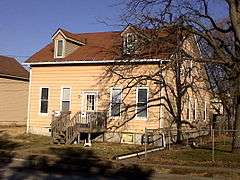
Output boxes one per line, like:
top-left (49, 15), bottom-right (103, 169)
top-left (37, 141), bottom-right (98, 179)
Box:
top-left (39, 113), bottom-right (49, 117)
top-left (135, 117), bottom-right (148, 120)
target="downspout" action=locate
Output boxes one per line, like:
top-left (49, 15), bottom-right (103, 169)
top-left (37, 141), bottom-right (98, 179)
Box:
top-left (26, 67), bottom-right (32, 133)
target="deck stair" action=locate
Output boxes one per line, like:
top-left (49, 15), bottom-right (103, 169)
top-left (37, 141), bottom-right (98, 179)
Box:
top-left (51, 111), bottom-right (107, 144)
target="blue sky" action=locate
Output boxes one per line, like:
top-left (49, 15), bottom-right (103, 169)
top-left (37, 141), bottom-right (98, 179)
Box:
top-left (0, 0), bottom-right (228, 63)
top-left (0, 0), bottom-right (122, 62)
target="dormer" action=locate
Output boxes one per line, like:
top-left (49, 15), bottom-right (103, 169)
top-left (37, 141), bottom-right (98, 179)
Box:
top-left (52, 28), bottom-right (86, 59)
top-left (121, 25), bottom-right (138, 55)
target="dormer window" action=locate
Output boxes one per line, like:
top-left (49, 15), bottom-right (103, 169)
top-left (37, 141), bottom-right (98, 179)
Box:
top-left (123, 33), bottom-right (137, 54)
top-left (55, 39), bottom-right (64, 58)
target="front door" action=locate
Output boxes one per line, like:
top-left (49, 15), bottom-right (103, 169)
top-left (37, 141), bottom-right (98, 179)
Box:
top-left (81, 92), bottom-right (97, 125)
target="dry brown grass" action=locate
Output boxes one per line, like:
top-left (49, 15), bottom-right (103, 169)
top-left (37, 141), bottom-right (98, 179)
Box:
top-left (0, 125), bottom-right (26, 137)
top-left (0, 126), bottom-right (144, 160)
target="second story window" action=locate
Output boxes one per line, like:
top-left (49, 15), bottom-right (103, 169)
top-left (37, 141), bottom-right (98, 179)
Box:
top-left (124, 33), bottom-right (136, 54)
top-left (56, 40), bottom-right (64, 57)
top-left (61, 88), bottom-right (70, 112)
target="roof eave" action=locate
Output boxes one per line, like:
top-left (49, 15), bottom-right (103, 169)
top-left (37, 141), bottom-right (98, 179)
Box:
top-left (0, 73), bottom-right (29, 81)
top-left (24, 59), bottom-right (170, 65)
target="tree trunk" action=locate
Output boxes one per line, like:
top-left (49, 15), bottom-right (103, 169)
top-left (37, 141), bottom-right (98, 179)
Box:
top-left (176, 120), bottom-right (182, 144)
top-left (232, 76), bottom-right (240, 153)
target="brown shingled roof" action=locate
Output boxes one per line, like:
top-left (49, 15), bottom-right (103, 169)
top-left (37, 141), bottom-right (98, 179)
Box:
top-left (26, 31), bottom-right (122, 63)
top-left (56, 28), bottom-right (86, 44)
top-left (0, 55), bottom-right (29, 79)
top-left (26, 26), bottom-right (185, 63)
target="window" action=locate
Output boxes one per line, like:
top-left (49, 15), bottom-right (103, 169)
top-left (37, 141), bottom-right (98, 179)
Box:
top-left (40, 88), bottom-right (49, 114)
top-left (187, 97), bottom-right (191, 120)
top-left (193, 99), bottom-right (197, 120)
top-left (204, 101), bottom-right (207, 121)
top-left (186, 106), bottom-right (190, 120)
top-left (136, 87), bottom-right (148, 118)
top-left (124, 33), bottom-right (136, 54)
top-left (61, 88), bottom-right (70, 112)
top-left (57, 40), bottom-right (64, 57)
top-left (86, 94), bottom-right (95, 111)
top-left (110, 88), bottom-right (122, 117)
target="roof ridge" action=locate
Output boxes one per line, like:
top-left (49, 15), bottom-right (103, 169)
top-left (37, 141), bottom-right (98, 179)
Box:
top-left (77, 31), bottom-right (121, 35)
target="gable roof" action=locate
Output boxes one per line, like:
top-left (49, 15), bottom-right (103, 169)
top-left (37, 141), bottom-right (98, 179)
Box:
top-left (0, 55), bottom-right (29, 80)
top-left (26, 26), bottom-right (194, 64)
top-left (26, 31), bottom-right (122, 63)
top-left (52, 28), bottom-right (86, 45)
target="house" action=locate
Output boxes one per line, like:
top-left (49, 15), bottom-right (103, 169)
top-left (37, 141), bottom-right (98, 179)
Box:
top-left (0, 55), bottom-right (29, 125)
top-left (25, 26), bottom-right (211, 144)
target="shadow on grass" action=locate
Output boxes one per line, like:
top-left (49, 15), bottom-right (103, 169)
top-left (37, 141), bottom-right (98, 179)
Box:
top-left (0, 134), bottom-right (22, 179)
top-left (197, 143), bottom-right (232, 153)
top-left (8, 146), bottom-right (153, 179)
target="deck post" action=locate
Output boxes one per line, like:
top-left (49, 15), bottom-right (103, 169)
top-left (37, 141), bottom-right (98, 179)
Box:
top-left (88, 133), bottom-right (91, 143)
top-left (78, 133), bottom-right (80, 144)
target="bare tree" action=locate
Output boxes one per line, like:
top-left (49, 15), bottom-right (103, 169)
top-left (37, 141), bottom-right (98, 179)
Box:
top-left (116, 0), bottom-right (240, 152)
top-left (100, 25), bottom-right (208, 144)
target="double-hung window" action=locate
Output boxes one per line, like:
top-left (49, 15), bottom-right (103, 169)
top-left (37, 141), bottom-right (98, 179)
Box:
top-left (136, 87), bottom-right (148, 118)
top-left (40, 88), bottom-right (49, 114)
top-left (61, 88), bottom-right (71, 112)
top-left (110, 88), bottom-right (122, 117)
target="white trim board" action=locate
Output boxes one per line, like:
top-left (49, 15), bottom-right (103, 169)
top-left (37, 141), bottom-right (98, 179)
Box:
top-left (24, 59), bottom-right (170, 66)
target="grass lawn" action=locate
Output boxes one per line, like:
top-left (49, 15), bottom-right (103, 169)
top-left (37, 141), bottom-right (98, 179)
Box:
top-left (0, 126), bottom-right (154, 179)
top-left (1, 126), bottom-right (240, 179)
top-left (0, 126), bottom-right (145, 160)
top-left (128, 134), bottom-right (240, 167)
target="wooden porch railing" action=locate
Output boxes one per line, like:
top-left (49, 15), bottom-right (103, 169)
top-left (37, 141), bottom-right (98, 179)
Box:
top-left (51, 111), bottom-right (107, 144)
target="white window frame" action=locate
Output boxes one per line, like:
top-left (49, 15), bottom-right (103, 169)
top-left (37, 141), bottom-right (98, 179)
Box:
top-left (60, 87), bottom-right (71, 112)
top-left (109, 87), bottom-right (122, 117)
top-left (55, 39), bottom-right (65, 58)
top-left (39, 87), bottom-right (50, 116)
top-left (135, 86), bottom-right (149, 120)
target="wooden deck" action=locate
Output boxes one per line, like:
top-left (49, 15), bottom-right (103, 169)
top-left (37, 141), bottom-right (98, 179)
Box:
top-left (51, 111), bottom-right (107, 144)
